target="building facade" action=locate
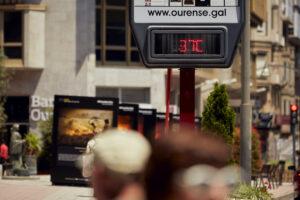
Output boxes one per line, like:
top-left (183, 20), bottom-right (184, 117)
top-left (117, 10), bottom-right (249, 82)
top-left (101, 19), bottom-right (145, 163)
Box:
top-left (0, 0), bottom-right (299, 162)
top-left (249, 0), bottom-right (300, 161)
top-left (0, 0), bottom-right (167, 134)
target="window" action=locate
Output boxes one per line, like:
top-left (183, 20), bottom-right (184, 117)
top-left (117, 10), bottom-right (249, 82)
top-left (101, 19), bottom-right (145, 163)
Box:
top-left (256, 54), bottom-right (269, 78)
top-left (96, 87), bottom-right (151, 104)
top-left (96, 0), bottom-right (141, 66)
top-left (0, 11), bottom-right (23, 67)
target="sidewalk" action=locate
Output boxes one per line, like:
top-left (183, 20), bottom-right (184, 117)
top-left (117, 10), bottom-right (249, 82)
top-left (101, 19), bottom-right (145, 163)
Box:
top-left (0, 176), bottom-right (94, 200)
top-left (0, 175), bottom-right (295, 200)
top-left (270, 183), bottom-right (295, 200)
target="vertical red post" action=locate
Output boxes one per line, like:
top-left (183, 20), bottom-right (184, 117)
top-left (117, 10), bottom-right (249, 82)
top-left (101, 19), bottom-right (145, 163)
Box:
top-left (165, 69), bottom-right (172, 132)
top-left (180, 69), bottom-right (195, 127)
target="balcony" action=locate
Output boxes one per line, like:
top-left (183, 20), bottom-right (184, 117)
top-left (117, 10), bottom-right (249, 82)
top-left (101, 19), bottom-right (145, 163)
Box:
top-left (282, 0), bottom-right (294, 24)
top-left (275, 115), bottom-right (291, 135)
top-left (289, 1), bottom-right (300, 45)
top-left (0, 3), bottom-right (46, 69)
top-left (251, 0), bottom-right (267, 25)
top-left (256, 63), bottom-right (290, 87)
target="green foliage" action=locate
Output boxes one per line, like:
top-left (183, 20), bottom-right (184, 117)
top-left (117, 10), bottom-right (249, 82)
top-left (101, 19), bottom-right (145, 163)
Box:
top-left (201, 84), bottom-right (236, 144)
top-left (38, 111), bottom-right (53, 170)
top-left (231, 184), bottom-right (272, 200)
top-left (232, 128), bottom-right (263, 174)
top-left (25, 133), bottom-right (42, 156)
top-left (0, 50), bottom-right (10, 139)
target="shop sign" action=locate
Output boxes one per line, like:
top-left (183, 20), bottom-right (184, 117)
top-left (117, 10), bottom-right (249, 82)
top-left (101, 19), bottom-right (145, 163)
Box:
top-left (30, 96), bottom-right (53, 122)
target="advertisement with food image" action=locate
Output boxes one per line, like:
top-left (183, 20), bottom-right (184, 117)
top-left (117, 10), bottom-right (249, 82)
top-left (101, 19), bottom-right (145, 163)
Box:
top-left (57, 108), bottom-right (113, 146)
top-left (51, 96), bottom-right (118, 186)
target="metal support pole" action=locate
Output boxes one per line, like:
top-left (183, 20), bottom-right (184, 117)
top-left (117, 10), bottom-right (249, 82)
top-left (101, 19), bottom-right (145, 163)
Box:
top-left (165, 69), bottom-right (172, 132)
top-left (292, 124), bottom-right (296, 167)
top-left (180, 69), bottom-right (195, 127)
top-left (240, 0), bottom-right (252, 183)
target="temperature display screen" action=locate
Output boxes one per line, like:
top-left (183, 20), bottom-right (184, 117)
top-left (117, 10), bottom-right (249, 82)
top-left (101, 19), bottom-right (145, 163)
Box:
top-left (151, 30), bottom-right (224, 58)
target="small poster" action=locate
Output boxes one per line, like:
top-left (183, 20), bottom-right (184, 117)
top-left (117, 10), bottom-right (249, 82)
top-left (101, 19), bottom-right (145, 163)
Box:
top-left (138, 109), bottom-right (157, 142)
top-left (118, 104), bottom-right (139, 131)
top-left (155, 112), bottom-right (172, 139)
top-left (133, 0), bottom-right (240, 24)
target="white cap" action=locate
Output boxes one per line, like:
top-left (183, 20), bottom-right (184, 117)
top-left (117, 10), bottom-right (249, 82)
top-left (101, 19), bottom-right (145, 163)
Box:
top-left (91, 129), bottom-right (151, 175)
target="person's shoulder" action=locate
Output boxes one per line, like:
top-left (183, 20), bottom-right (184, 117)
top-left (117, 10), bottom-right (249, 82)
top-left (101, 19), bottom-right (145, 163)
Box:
top-left (87, 139), bottom-right (95, 146)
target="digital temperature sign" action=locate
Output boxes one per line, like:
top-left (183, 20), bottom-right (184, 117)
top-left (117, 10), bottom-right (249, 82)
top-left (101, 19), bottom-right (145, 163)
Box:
top-left (130, 0), bottom-right (245, 68)
top-left (149, 28), bottom-right (225, 61)
top-left (152, 32), bottom-right (223, 57)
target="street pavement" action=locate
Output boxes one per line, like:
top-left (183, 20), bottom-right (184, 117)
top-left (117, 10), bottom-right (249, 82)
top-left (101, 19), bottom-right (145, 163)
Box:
top-left (0, 176), bottom-right (94, 200)
top-left (270, 183), bottom-right (295, 200)
top-left (0, 175), bottom-right (295, 200)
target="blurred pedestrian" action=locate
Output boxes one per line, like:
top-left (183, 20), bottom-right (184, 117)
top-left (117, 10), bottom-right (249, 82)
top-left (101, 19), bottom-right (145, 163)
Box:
top-left (144, 128), bottom-right (239, 200)
top-left (0, 139), bottom-right (8, 164)
top-left (81, 129), bottom-right (151, 200)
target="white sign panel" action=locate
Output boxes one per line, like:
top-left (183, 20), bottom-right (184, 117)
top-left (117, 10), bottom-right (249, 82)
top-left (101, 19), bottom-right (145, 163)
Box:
top-left (134, 0), bottom-right (240, 24)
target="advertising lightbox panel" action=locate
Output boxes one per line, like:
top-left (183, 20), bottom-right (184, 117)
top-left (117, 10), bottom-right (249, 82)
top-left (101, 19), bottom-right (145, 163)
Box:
top-left (130, 0), bottom-right (244, 68)
top-left (51, 95), bottom-right (118, 185)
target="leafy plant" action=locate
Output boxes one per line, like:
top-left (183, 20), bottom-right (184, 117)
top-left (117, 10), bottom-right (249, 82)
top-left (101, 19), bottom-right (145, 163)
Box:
top-left (201, 84), bottom-right (236, 144)
top-left (231, 184), bottom-right (272, 200)
top-left (38, 110), bottom-right (53, 171)
top-left (25, 133), bottom-right (42, 156)
top-left (0, 50), bottom-right (11, 140)
top-left (232, 128), bottom-right (263, 174)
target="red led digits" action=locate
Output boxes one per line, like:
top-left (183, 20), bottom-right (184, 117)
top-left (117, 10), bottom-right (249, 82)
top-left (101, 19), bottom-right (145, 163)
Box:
top-left (189, 39), bottom-right (204, 53)
top-left (178, 39), bottom-right (204, 54)
top-left (179, 39), bottom-right (188, 53)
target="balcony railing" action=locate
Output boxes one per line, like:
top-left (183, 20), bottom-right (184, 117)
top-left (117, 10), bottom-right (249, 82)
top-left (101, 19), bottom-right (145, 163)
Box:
top-left (251, 0), bottom-right (267, 25)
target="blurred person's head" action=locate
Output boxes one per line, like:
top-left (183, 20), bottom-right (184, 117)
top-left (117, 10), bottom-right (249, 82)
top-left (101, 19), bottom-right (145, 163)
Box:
top-left (144, 128), bottom-right (236, 200)
top-left (87, 129), bottom-right (151, 200)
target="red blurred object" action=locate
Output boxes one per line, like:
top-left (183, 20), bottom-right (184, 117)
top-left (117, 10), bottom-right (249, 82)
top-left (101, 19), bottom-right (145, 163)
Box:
top-left (180, 69), bottom-right (195, 127)
top-left (291, 104), bottom-right (298, 112)
top-left (293, 170), bottom-right (300, 199)
top-left (0, 143), bottom-right (8, 160)
top-left (165, 69), bottom-right (172, 133)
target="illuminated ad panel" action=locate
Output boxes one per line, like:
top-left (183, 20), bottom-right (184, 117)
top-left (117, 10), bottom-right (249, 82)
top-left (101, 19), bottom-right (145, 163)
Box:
top-left (134, 0), bottom-right (240, 23)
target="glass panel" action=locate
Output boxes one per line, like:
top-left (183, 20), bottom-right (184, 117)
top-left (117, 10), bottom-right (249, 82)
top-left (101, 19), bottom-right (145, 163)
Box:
top-left (122, 88), bottom-right (150, 104)
top-left (4, 96), bottom-right (30, 123)
top-left (131, 51), bottom-right (140, 62)
top-left (96, 9), bottom-right (101, 45)
top-left (106, 0), bottom-right (126, 6)
top-left (96, 0), bottom-right (102, 5)
top-left (96, 49), bottom-right (101, 62)
top-left (131, 34), bottom-right (137, 47)
top-left (4, 12), bottom-right (22, 43)
top-left (106, 10), bottom-right (125, 46)
top-left (4, 47), bottom-right (22, 59)
top-left (96, 87), bottom-right (119, 98)
top-left (106, 50), bottom-right (126, 61)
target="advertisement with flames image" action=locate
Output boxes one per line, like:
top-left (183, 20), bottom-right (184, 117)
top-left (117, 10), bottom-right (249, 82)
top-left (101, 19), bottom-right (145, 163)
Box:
top-left (118, 104), bottom-right (139, 131)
